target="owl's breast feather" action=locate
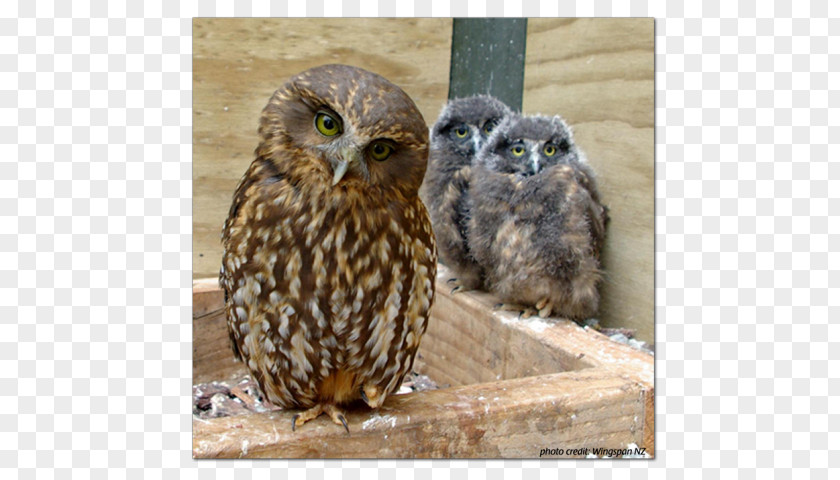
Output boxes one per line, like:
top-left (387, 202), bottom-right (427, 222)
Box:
top-left (226, 177), bottom-right (436, 408)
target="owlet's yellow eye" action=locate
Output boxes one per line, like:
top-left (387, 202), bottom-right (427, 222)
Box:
top-left (511, 144), bottom-right (526, 157)
top-left (369, 142), bottom-right (393, 161)
top-left (454, 125), bottom-right (468, 138)
top-left (543, 144), bottom-right (557, 156)
top-left (483, 121), bottom-right (496, 135)
top-left (315, 112), bottom-right (341, 136)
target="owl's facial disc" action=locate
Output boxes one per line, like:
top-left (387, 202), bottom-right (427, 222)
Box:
top-left (310, 112), bottom-right (368, 186)
top-left (498, 139), bottom-right (544, 177)
top-left (447, 123), bottom-right (482, 156)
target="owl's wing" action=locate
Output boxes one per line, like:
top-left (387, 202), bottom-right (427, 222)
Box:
top-left (587, 196), bottom-right (608, 260)
top-left (220, 170), bottom-right (256, 362)
top-left (220, 157), bottom-right (285, 361)
top-left (572, 164), bottom-right (608, 259)
top-left (222, 160), bottom-right (276, 240)
top-left (424, 163), bottom-right (481, 285)
top-left (440, 165), bottom-right (472, 255)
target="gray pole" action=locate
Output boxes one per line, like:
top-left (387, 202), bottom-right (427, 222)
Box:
top-left (448, 18), bottom-right (528, 112)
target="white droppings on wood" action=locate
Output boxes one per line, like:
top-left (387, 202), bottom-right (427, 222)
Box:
top-left (494, 310), bottom-right (551, 333)
top-left (362, 413), bottom-right (397, 430)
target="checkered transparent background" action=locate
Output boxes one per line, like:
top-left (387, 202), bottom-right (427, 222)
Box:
top-left (1, 0), bottom-right (837, 477)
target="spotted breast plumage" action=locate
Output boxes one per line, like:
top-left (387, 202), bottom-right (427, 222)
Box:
top-left (220, 64), bottom-right (437, 432)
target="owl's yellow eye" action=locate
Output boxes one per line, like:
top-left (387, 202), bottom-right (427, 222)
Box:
top-left (315, 112), bottom-right (341, 136)
top-left (511, 144), bottom-right (526, 157)
top-left (454, 125), bottom-right (469, 138)
top-left (483, 121), bottom-right (496, 135)
top-left (369, 142), bottom-right (393, 161)
top-left (543, 144), bottom-right (557, 156)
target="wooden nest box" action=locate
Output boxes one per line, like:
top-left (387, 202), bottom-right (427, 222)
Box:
top-left (193, 264), bottom-right (654, 458)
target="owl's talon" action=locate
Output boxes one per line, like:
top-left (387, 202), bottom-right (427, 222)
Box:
top-left (291, 403), bottom-right (348, 433)
top-left (494, 302), bottom-right (535, 318)
top-left (536, 298), bottom-right (552, 318)
top-left (451, 284), bottom-right (474, 295)
top-left (360, 384), bottom-right (385, 409)
top-left (446, 275), bottom-right (476, 295)
top-left (291, 404), bottom-right (326, 432)
top-left (323, 404), bottom-right (350, 434)
top-left (337, 413), bottom-right (350, 435)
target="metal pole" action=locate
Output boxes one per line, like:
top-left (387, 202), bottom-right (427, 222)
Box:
top-left (448, 18), bottom-right (528, 112)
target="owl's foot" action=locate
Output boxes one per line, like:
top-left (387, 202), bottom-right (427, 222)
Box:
top-left (493, 302), bottom-right (538, 318)
top-left (291, 403), bottom-right (350, 434)
top-left (447, 277), bottom-right (473, 295)
top-left (360, 384), bottom-right (386, 408)
top-left (535, 298), bottom-right (553, 318)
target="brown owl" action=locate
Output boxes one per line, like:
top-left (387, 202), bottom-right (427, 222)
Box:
top-left (468, 114), bottom-right (608, 319)
top-left (420, 95), bottom-right (513, 292)
top-left (220, 64), bottom-right (437, 432)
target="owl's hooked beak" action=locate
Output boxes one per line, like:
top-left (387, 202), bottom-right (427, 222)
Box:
top-left (471, 129), bottom-right (482, 154)
top-left (531, 155), bottom-right (541, 175)
top-left (530, 144), bottom-right (542, 175)
top-left (331, 147), bottom-right (362, 186)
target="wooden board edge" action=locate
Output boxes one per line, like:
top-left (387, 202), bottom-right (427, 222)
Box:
top-left (193, 368), bottom-right (647, 459)
top-left (643, 384), bottom-right (655, 456)
top-left (193, 278), bottom-right (224, 318)
top-left (430, 265), bottom-right (654, 387)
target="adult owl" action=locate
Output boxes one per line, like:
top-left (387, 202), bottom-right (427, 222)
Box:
top-left (220, 64), bottom-right (437, 432)
top-left (420, 95), bottom-right (513, 292)
top-left (468, 114), bottom-right (608, 319)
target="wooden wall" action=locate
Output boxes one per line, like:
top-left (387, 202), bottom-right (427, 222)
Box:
top-left (192, 18), bottom-right (654, 344)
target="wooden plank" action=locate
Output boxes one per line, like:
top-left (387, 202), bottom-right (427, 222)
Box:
top-left (193, 277), bottom-right (223, 317)
top-left (422, 266), bottom-right (653, 387)
top-left (522, 18), bottom-right (655, 344)
top-left (416, 268), bottom-right (590, 388)
top-left (193, 368), bottom-right (646, 459)
top-left (193, 306), bottom-right (249, 385)
top-left (192, 278), bottom-right (242, 385)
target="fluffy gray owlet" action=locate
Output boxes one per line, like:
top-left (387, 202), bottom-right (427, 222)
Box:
top-left (467, 114), bottom-right (608, 319)
top-left (420, 95), bottom-right (513, 291)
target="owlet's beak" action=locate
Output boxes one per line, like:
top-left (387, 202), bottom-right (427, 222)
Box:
top-left (331, 147), bottom-right (362, 186)
top-left (531, 154), bottom-right (541, 175)
top-left (472, 131), bottom-right (482, 155)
